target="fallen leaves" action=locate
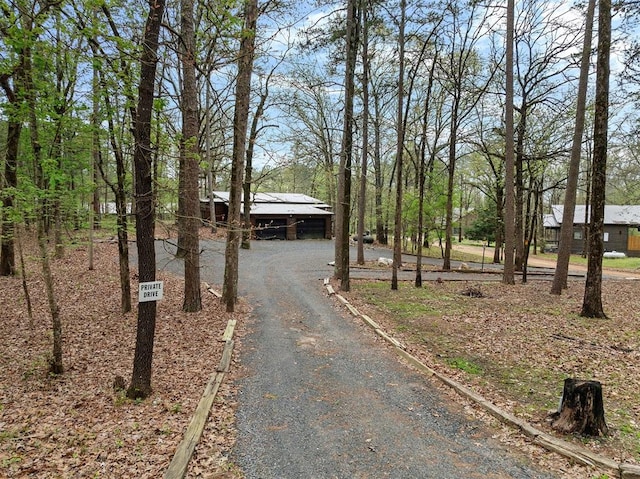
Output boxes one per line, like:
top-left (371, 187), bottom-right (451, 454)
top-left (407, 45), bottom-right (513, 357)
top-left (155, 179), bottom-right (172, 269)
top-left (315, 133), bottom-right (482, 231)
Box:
top-left (343, 277), bottom-right (640, 469)
top-left (0, 233), bottom-right (247, 478)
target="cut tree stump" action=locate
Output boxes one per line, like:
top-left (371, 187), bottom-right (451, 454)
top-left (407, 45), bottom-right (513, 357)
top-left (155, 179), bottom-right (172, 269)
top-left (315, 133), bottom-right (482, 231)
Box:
top-left (551, 378), bottom-right (608, 436)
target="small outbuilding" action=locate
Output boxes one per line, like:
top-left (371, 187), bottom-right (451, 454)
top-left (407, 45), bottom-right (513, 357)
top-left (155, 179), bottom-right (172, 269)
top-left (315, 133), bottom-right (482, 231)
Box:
top-left (544, 205), bottom-right (640, 257)
top-left (200, 191), bottom-right (333, 240)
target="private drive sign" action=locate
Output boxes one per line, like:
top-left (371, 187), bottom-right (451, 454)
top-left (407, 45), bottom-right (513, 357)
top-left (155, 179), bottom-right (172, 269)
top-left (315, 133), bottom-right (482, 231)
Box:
top-left (138, 281), bottom-right (164, 302)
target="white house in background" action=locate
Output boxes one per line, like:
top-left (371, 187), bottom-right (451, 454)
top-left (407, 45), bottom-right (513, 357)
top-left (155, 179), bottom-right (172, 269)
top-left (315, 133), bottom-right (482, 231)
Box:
top-left (102, 202), bottom-right (132, 214)
top-left (544, 205), bottom-right (640, 257)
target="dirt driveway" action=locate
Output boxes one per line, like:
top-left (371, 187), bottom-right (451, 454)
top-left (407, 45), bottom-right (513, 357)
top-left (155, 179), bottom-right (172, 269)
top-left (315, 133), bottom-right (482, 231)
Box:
top-left (179, 239), bottom-right (560, 478)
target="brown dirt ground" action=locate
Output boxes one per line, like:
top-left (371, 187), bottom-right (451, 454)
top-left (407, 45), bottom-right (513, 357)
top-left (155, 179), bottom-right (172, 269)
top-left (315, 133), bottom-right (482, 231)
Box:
top-left (0, 228), bottom-right (248, 478)
top-left (340, 275), bottom-right (640, 475)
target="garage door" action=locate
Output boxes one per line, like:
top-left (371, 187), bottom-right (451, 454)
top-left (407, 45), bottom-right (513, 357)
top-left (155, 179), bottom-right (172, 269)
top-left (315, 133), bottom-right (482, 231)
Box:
top-left (255, 219), bottom-right (287, 240)
top-left (296, 218), bottom-right (326, 239)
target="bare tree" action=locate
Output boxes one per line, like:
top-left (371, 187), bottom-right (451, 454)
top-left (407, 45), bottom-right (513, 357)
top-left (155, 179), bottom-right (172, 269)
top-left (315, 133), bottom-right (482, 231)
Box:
top-left (335, 0), bottom-right (360, 292)
top-left (415, 46), bottom-right (440, 287)
top-left (223, 0), bottom-right (258, 312)
top-left (391, 0), bottom-right (406, 291)
top-left (275, 66), bottom-right (340, 209)
top-left (243, 66), bottom-right (280, 249)
top-left (503, 0), bottom-right (516, 284)
top-left (511, 0), bottom-right (582, 272)
top-left (581, 0), bottom-right (610, 319)
top-left (356, 2), bottom-right (370, 266)
top-left (439, 2), bottom-right (497, 271)
top-left (551, 0), bottom-right (596, 294)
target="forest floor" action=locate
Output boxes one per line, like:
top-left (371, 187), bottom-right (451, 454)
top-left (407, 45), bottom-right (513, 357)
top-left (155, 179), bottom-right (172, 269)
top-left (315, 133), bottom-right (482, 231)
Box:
top-left (2, 230), bottom-right (640, 478)
top-left (0, 228), bottom-right (249, 478)
top-left (340, 269), bottom-right (640, 473)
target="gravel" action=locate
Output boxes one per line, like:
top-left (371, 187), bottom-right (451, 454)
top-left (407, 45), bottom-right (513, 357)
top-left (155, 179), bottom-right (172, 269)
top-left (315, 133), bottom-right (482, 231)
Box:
top-left (160, 238), bottom-right (558, 478)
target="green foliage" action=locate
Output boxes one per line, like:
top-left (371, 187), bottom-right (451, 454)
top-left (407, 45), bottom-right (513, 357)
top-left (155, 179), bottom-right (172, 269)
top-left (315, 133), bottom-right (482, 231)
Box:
top-left (1, 455), bottom-right (22, 469)
top-left (447, 357), bottom-right (482, 375)
top-left (398, 168), bottom-right (449, 245)
top-left (466, 202), bottom-right (499, 243)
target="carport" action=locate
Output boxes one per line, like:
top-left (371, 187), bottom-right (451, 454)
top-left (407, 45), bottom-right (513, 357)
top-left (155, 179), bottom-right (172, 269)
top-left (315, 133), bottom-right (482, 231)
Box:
top-left (297, 217), bottom-right (327, 239)
top-left (200, 192), bottom-right (333, 240)
top-left (254, 218), bottom-right (288, 240)
top-left (249, 203), bottom-right (333, 240)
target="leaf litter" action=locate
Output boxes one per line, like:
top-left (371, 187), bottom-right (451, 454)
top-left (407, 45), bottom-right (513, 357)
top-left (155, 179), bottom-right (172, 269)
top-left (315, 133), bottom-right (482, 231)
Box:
top-left (0, 232), bottom-right (248, 478)
top-left (341, 276), bottom-right (640, 478)
top-left (4, 230), bottom-right (640, 479)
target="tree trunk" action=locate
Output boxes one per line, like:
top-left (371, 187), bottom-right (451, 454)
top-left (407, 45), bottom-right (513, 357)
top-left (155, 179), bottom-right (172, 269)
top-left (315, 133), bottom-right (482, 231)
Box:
top-left (502, 0), bottom-right (516, 284)
top-left (16, 228), bottom-right (34, 325)
top-left (204, 82), bottom-right (217, 233)
top-left (551, 0), bottom-right (595, 295)
top-left (242, 72), bottom-right (269, 249)
top-left (0, 75), bottom-right (20, 277)
top-left (374, 100), bottom-right (386, 245)
top-left (175, 151), bottom-right (187, 258)
top-left (93, 58), bottom-right (132, 313)
top-left (551, 378), bottom-right (608, 436)
top-left (92, 149), bottom-right (101, 230)
top-left (180, 0), bottom-right (201, 312)
top-left (392, 0), bottom-right (406, 290)
top-left (38, 221), bottom-right (63, 374)
top-left (128, 0), bottom-right (165, 400)
top-left (222, 0), bottom-right (258, 312)
top-left (415, 59), bottom-right (437, 287)
top-left (89, 46), bottom-right (101, 232)
top-left (114, 156), bottom-right (132, 314)
top-left (356, 7), bottom-right (369, 267)
top-left (241, 154), bottom-right (253, 250)
top-left (581, 0), bottom-right (610, 319)
top-left (521, 184), bottom-right (539, 284)
top-left (443, 110), bottom-right (456, 272)
top-left (514, 102), bottom-right (527, 272)
top-left (89, 61), bottom-right (98, 271)
top-left (494, 185), bottom-right (504, 264)
top-left (337, 0), bottom-right (359, 292)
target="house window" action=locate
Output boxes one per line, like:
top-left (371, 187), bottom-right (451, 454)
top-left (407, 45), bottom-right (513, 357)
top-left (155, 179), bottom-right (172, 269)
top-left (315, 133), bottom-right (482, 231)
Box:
top-left (573, 230), bottom-right (582, 240)
top-left (604, 232), bottom-right (609, 242)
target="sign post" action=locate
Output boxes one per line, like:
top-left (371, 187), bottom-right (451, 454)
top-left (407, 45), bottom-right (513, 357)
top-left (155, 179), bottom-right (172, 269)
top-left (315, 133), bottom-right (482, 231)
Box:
top-left (138, 281), bottom-right (164, 302)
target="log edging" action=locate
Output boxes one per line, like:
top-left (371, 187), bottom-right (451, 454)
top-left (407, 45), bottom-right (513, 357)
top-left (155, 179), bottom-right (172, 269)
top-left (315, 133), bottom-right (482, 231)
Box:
top-left (164, 286), bottom-right (236, 479)
top-left (325, 279), bottom-right (640, 479)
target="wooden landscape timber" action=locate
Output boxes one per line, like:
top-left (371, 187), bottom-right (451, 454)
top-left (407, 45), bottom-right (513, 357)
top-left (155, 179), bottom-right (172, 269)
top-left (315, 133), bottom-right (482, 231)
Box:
top-left (326, 279), bottom-right (640, 479)
top-left (164, 319), bottom-right (237, 479)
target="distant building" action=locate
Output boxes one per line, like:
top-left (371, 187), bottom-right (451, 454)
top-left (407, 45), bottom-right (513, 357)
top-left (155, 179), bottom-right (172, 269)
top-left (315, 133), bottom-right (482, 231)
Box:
top-left (544, 205), bottom-right (640, 257)
top-left (200, 192), bottom-right (333, 240)
top-left (102, 202), bottom-right (132, 214)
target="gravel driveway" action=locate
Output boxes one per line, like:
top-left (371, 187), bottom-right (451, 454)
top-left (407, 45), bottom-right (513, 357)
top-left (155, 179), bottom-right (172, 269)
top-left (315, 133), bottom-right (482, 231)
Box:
top-left (160, 239), bottom-right (557, 478)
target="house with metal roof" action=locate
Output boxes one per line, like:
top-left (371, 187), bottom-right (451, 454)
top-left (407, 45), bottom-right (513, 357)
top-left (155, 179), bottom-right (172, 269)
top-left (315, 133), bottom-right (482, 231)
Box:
top-left (544, 205), bottom-right (640, 256)
top-left (200, 192), bottom-right (333, 240)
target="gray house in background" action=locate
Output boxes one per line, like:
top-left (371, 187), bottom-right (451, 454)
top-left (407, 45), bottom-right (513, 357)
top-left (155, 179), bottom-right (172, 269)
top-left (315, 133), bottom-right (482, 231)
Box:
top-left (544, 205), bottom-right (640, 257)
top-left (200, 192), bottom-right (333, 240)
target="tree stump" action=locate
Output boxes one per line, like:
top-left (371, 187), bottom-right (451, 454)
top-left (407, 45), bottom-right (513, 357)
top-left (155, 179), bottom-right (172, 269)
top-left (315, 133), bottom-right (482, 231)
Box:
top-left (551, 378), bottom-right (608, 436)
